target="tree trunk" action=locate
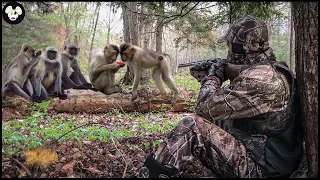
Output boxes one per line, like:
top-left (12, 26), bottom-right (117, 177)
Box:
top-left (48, 88), bottom-right (197, 113)
top-left (139, 2), bottom-right (146, 48)
top-left (174, 43), bottom-right (178, 74)
top-left (155, 2), bottom-right (164, 53)
top-left (88, 3), bottom-right (101, 61)
top-left (289, 3), bottom-right (295, 70)
top-left (131, 2), bottom-right (139, 46)
top-left (60, 2), bottom-right (70, 48)
top-left (292, 2), bottom-right (318, 178)
top-left (121, 2), bottom-right (134, 85)
top-left (122, 3), bottom-right (131, 43)
top-left (139, 2), bottom-right (151, 86)
top-left (107, 4), bottom-right (112, 44)
top-left (85, 6), bottom-right (95, 49)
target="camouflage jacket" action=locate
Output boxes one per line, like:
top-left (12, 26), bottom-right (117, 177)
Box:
top-left (195, 64), bottom-right (291, 128)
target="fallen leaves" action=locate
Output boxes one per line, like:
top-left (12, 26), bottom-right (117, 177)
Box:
top-left (2, 111), bottom-right (205, 178)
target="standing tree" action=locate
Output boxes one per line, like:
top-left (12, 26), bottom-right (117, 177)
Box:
top-left (88, 2), bottom-right (101, 61)
top-left (292, 2), bottom-right (318, 178)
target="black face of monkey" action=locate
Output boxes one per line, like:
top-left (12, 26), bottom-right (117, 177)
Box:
top-left (69, 47), bottom-right (78, 56)
top-left (47, 50), bottom-right (57, 60)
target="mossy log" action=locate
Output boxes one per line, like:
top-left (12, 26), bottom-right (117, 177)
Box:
top-left (48, 88), bottom-right (197, 113)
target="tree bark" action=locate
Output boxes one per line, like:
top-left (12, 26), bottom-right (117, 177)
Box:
top-left (155, 2), bottom-right (164, 53)
top-left (292, 2), bottom-right (318, 178)
top-left (139, 2), bottom-right (151, 86)
top-left (289, 3), bottom-right (295, 70)
top-left (60, 2), bottom-right (70, 48)
top-left (121, 3), bottom-right (134, 85)
top-left (139, 2), bottom-right (146, 48)
top-left (48, 88), bottom-right (197, 113)
top-left (122, 2), bottom-right (131, 43)
top-left (131, 2), bottom-right (139, 46)
top-left (107, 3), bottom-right (112, 44)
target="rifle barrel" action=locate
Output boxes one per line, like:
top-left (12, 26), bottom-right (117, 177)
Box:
top-left (177, 63), bottom-right (195, 68)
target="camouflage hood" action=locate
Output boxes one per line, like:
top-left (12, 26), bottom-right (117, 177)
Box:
top-left (219, 16), bottom-right (273, 65)
top-left (227, 46), bottom-right (276, 65)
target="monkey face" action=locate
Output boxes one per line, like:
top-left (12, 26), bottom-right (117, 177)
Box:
top-left (104, 44), bottom-right (119, 63)
top-left (47, 50), bottom-right (57, 60)
top-left (26, 48), bottom-right (36, 60)
top-left (119, 43), bottom-right (135, 62)
top-left (120, 49), bottom-right (132, 62)
top-left (108, 52), bottom-right (118, 63)
top-left (69, 47), bottom-right (78, 56)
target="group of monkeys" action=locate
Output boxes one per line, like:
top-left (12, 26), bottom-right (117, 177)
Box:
top-left (2, 43), bottom-right (179, 105)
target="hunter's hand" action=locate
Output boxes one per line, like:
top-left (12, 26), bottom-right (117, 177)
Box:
top-left (190, 62), bottom-right (211, 82)
top-left (208, 59), bottom-right (228, 82)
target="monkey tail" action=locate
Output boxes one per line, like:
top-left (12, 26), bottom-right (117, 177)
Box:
top-left (163, 53), bottom-right (171, 64)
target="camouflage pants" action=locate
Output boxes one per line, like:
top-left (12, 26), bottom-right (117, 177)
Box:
top-left (154, 114), bottom-right (264, 178)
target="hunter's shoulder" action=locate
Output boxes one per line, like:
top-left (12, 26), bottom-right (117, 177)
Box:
top-left (231, 64), bottom-right (284, 92)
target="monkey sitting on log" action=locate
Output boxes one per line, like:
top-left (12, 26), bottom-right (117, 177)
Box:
top-left (28, 47), bottom-right (67, 101)
top-left (119, 43), bottom-right (179, 106)
top-left (60, 44), bottom-right (94, 91)
top-left (88, 44), bottom-right (125, 95)
top-left (2, 43), bottom-right (41, 102)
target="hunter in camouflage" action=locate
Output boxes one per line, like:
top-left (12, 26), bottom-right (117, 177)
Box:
top-left (139, 16), bottom-right (303, 178)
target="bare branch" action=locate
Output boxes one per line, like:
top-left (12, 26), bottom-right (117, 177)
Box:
top-left (155, 2), bottom-right (201, 32)
top-left (122, 2), bottom-right (170, 18)
top-left (193, 3), bottom-right (216, 11)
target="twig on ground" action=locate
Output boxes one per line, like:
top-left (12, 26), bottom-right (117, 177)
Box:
top-left (12, 158), bottom-right (32, 177)
top-left (2, 152), bottom-right (32, 177)
top-left (56, 122), bottom-right (100, 142)
top-left (110, 137), bottom-right (128, 178)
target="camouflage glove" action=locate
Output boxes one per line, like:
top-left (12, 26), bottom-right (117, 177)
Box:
top-left (189, 61), bottom-right (212, 82)
top-left (208, 59), bottom-right (227, 82)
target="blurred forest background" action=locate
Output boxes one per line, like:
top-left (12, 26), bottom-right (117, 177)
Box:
top-left (2, 2), bottom-right (294, 83)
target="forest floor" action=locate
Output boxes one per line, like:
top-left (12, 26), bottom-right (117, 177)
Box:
top-left (2, 107), bottom-right (206, 178)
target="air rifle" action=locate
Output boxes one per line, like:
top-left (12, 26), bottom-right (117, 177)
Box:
top-left (178, 58), bottom-right (225, 69)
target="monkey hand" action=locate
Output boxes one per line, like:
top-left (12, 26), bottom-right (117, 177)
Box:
top-left (31, 95), bottom-right (44, 103)
top-left (81, 83), bottom-right (93, 89)
top-left (208, 59), bottom-right (227, 82)
top-left (190, 67), bottom-right (209, 82)
top-left (189, 61), bottom-right (213, 82)
top-left (116, 62), bottom-right (125, 67)
top-left (90, 87), bottom-right (99, 91)
top-left (57, 93), bottom-right (68, 100)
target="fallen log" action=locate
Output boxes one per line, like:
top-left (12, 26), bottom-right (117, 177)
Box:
top-left (48, 87), bottom-right (197, 113)
top-left (2, 96), bottom-right (34, 121)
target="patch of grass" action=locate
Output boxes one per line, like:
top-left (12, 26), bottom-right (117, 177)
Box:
top-left (2, 102), bottom-right (180, 156)
top-left (173, 71), bottom-right (201, 92)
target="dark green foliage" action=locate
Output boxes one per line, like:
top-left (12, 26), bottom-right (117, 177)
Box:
top-left (2, 2), bottom-right (56, 71)
top-left (212, 2), bottom-right (283, 27)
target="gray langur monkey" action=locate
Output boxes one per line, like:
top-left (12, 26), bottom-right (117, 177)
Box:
top-left (88, 44), bottom-right (124, 95)
top-left (61, 44), bottom-right (94, 91)
top-left (119, 43), bottom-right (179, 106)
top-left (29, 47), bottom-right (67, 101)
top-left (2, 43), bottom-right (41, 102)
